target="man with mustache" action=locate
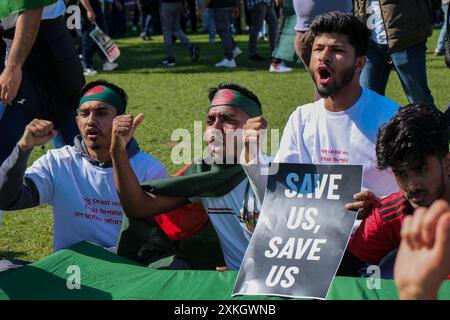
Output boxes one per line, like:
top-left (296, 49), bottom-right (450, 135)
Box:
top-left (0, 80), bottom-right (167, 265)
top-left (338, 104), bottom-right (450, 277)
top-left (111, 82), bottom-right (265, 271)
top-left (243, 11), bottom-right (400, 216)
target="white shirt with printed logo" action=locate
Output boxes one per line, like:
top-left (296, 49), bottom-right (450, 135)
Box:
top-left (274, 88), bottom-right (399, 198)
top-left (190, 177), bottom-right (260, 270)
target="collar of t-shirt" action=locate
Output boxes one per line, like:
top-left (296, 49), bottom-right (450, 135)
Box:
top-left (73, 135), bottom-right (140, 168)
top-left (319, 87), bottom-right (365, 118)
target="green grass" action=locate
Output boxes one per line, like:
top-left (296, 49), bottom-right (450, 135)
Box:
top-left (1, 30), bottom-right (449, 262)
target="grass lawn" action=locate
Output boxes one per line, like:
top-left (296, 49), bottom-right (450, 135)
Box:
top-left (1, 29), bottom-right (449, 262)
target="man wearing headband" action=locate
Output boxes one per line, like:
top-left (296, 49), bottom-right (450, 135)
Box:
top-left (111, 82), bottom-right (267, 270)
top-left (0, 80), bottom-right (167, 270)
top-left (241, 12), bottom-right (401, 221)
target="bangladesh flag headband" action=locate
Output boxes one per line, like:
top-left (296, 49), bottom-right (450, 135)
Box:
top-left (209, 89), bottom-right (262, 118)
top-left (78, 85), bottom-right (125, 114)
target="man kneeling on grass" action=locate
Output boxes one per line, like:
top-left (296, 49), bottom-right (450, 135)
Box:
top-left (0, 80), bottom-right (167, 270)
top-left (338, 104), bottom-right (450, 278)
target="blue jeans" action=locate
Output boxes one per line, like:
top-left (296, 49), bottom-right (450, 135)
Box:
top-left (437, 4), bottom-right (449, 51)
top-left (202, 9), bottom-right (216, 42)
top-left (360, 40), bottom-right (435, 106)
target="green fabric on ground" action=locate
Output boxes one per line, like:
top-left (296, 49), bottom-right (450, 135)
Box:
top-left (0, 0), bottom-right (56, 19)
top-left (1, 241), bottom-right (450, 300)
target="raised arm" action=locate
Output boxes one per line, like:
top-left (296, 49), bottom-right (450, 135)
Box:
top-left (110, 113), bottom-right (188, 218)
top-left (0, 119), bottom-right (57, 210)
top-left (242, 116), bottom-right (270, 206)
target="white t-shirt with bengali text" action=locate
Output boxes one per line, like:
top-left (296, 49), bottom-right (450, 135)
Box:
top-left (274, 87), bottom-right (400, 198)
top-left (26, 146), bottom-right (167, 252)
top-left (190, 178), bottom-right (259, 270)
top-left (366, 0), bottom-right (388, 45)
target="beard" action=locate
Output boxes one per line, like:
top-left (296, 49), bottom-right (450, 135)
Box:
top-left (312, 64), bottom-right (357, 98)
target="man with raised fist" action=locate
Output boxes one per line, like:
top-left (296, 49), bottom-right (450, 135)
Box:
top-left (0, 80), bottom-right (166, 267)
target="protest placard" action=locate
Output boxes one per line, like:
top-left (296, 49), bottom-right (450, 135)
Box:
top-left (233, 163), bottom-right (362, 299)
top-left (89, 25), bottom-right (120, 63)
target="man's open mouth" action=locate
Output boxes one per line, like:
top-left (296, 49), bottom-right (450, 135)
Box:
top-left (86, 128), bottom-right (100, 139)
top-left (317, 66), bottom-right (333, 85)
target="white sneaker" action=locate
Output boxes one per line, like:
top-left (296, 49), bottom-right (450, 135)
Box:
top-left (215, 58), bottom-right (236, 68)
top-left (103, 61), bottom-right (119, 71)
top-left (232, 47), bottom-right (242, 59)
top-left (83, 68), bottom-right (98, 76)
top-left (269, 62), bottom-right (293, 73)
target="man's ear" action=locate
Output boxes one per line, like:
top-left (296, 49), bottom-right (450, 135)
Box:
top-left (356, 55), bottom-right (367, 74)
top-left (443, 153), bottom-right (450, 175)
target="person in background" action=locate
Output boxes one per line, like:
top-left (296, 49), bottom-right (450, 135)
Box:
top-left (199, 0), bottom-right (242, 68)
top-left (0, 0), bottom-right (84, 163)
top-left (269, 0), bottom-right (295, 73)
top-left (158, 0), bottom-right (200, 67)
top-left (354, 0), bottom-right (435, 106)
top-left (246, 0), bottom-right (278, 61)
top-left (138, 0), bottom-right (157, 40)
top-left (78, 0), bottom-right (119, 76)
top-left (435, 0), bottom-right (449, 56)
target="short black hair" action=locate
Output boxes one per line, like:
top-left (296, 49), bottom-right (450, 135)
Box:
top-left (376, 104), bottom-right (450, 171)
top-left (81, 79), bottom-right (128, 113)
top-left (208, 82), bottom-right (262, 114)
top-left (309, 11), bottom-right (370, 57)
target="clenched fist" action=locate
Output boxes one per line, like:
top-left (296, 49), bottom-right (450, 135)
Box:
top-left (18, 119), bottom-right (57, 151)
top-left (110, 113), bottom-right (144, 154)
top-left (242, 116), bottom-right (267, 163)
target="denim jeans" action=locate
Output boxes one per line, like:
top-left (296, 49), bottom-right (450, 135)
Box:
top-left (360, 40), bottom-right (435, 106)
top-left (248, 3), bottom-right (278, 56)
top-left (213, 7), bottom-right (237, 60)
top-left (202, 9), bottom-right (216, 42)
top-left (437, 4), bottom-right (449, 51)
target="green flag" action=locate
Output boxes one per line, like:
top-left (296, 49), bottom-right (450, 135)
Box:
top-left (0, 0), bottom-right (57, 19)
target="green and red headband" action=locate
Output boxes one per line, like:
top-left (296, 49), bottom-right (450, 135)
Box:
top-left (78, 85), bottom-right (125, 114)
top-left (209, 89), bottom-right (262, 118)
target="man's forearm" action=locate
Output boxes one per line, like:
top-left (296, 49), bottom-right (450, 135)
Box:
top-left (0, 145), bottom-right (40, 210)
top-left (242, 158), bottom-right (269, 208)
top-left (111, 148), bottom-right (189, 218)
top-left (80, 0), bottom-right (94, 13)
top-left (111, 148), bottom-right (149, 217)
top-left (5, 8), bottom-right (43, 69)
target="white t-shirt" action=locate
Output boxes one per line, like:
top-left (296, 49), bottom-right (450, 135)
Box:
top-left (366, 0), bottom-right (388, 45)
top-left (274, 88), bottom-right (400, 198)
top-left (26, 146), bottom-right (167, 252)
top-left (190, 178), bottom-right (260, 270)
